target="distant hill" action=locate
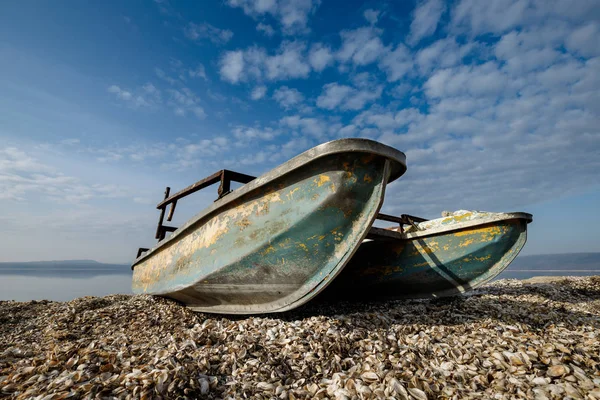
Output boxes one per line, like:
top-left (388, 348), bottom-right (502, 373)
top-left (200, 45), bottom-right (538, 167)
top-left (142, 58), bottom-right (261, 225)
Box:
top-left (508, 252), bottom-right (600, 271)
top-left (0, 260), bottom-right (130, 277)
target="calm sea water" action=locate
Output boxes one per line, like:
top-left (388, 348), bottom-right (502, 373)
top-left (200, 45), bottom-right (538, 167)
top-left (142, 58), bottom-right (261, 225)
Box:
top-left (0, 265), bottom-right (598, 302)
top-left (0, 271), bottom-right (133, 302)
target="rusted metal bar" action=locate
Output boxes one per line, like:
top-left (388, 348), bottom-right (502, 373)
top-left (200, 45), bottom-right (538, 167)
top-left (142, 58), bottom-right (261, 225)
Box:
top-left (218, 170), bottom-right (256, 199)
top-left (218, 171), bottom-right (230, 198)
top-left (136, 248), bottom-right (149, 259)
top-left (377, 213), bottom-right (428, 225)
top-left (157, 171), bottom-right (223, 209)
top-left (154, 170), bottom-right (257, 240)
top-left (167, 200), bottom-right (177, 222)
top-left (376, 213), bottom-right (428, 234)
top-left (402, 214), bottom-right (428, 223)
top-left (157, 170), bottom-right (257, 209)
top-left (367, 226), bottom-right (403, 241)
top-left (158, 225), bottom-right (177, 241)
top-left (377, 213), bottom-right (404, 224)
top-left (155, 187), bottom-right (171, 239)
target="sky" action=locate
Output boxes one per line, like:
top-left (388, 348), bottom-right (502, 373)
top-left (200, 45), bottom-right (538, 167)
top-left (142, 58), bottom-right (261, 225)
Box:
top-left (0, 0), bottom-right (599, 263)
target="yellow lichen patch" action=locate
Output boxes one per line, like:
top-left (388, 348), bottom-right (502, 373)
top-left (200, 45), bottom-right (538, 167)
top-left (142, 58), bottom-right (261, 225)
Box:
top-left (315, 175), bottom-right (331, 187)
top-left (298, 243), bottom-right (309, 253)
top-left (442, 212), bottom-right (473, 224)
top-left (307, 233), bottom-right (327, 242)
top-left (459, 238), bottom-right (475, 248)
top-left (410, 239), bottom-right (439, 255)
top-left (454, 224), bottom-right (504, 237)
top-left (363, 174), bottom-right (373, 183)
top-left (235, 217), bottom-right (251, 231)
top-left (261, 245), bottom-right (276, 256)
top-left (413, 260), bottom-right (431, 268)
top-left (278, 237), bottom-right (291, 248)
top-left (266, 192), bottom-right (283, 203)
top-left (256, 202), bottom-right (269, 216)
top-left (286, 187), bottom-right (300, 200)
top-left (475, 254), bottom-right (492, 262)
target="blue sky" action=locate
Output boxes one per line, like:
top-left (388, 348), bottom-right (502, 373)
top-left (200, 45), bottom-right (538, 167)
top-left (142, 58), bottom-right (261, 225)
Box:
top-left (0, 0), bottom-right (599, 263)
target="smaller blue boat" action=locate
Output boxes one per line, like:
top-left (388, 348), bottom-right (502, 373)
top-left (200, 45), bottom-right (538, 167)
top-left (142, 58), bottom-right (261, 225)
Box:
top-left (324, 210), bottom-right (533, 299)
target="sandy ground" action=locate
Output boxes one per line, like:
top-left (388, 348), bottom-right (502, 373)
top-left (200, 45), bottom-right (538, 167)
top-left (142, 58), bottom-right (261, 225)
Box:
top-left (1, 276), bottom-right (599, 399)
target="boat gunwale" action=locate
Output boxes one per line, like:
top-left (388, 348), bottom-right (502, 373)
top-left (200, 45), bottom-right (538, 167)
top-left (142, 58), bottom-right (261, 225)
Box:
top-left (374, 212), bottom-right (533, 241)
top-left (132, 138), bottom-right (407, 267)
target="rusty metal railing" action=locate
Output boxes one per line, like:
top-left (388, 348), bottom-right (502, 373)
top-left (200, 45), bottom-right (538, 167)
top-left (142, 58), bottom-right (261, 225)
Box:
top-left (135, 170), bottom-right (256, 261)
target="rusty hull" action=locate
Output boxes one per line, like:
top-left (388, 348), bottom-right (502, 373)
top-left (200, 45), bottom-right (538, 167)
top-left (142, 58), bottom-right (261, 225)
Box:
top-left (132, 139), bottom-right (407, 314)
top-left (324, 212), bottom-right (532, 299)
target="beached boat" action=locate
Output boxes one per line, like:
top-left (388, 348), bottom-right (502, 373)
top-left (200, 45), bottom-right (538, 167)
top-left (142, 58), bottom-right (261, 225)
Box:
top-left (132, 139), bottom-right (407, 314)
top-left (323, 210), bottom-right (533, 299)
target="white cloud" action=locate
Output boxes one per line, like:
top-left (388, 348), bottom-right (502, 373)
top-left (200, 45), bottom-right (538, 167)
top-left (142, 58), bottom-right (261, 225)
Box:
top-left (450, 0), bottom-right (600, 37)
top-left (316, 83), bottom-right (353, 110)
top-left (107, 84), bottom-right (161, 108)
top-left (184, 22), bottom-right (234, 45)
top-left (565, 22), bottom-right (600, 58)
top-left (378, 44), bottom-right (413, 81)
top-left (60, 138), bottom-right (80, 146)
top-left (424, 62), bottom-right (512, 99)
top-left (226, 0), bottom-right (321, 34)
top-left (415, 37), bottom-right (475, 74)
top-left (280, 115), bottom-right (330, 139)
top-left (308, 43), bottom-right (333, 72)
top-left (264, 41), bottom-right (311, 80)
top-left (161, 137), bottom-right (230, 170)
top-left (0, 146), bottom-right (142, 203)
top-left (272, 86), bottom-right (304, 109)
top-left (219, 42), bottom-right (311, 83)
top-left (257, 22), bottom-right (275, 36)
top-left (219, 50), bottom-right (246, 83)
top-left (166, 88), bottom-right (206, 119)
top-left (188, 64), bottom-right (207, 80)
top-left (250, 85), bottom-right (268, 100)
top-left (337, 26), bottom-right (385, 66)
top-left (363, 9), bottom-right (380, 25)
top-left (154, 67), bottom-right (178, 85)
top-left (494, 30), bottom-right (563, 74)
top-left (232, 125), bottom-right (279, 141)
top-left (408, 0), bottom-right (446, 45)
top-left (316, 83), bottom-right (382, 111)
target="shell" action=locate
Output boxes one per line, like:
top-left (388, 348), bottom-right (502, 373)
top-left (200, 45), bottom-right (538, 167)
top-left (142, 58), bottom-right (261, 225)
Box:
top-left (0, 276), bottom-right (599, 399)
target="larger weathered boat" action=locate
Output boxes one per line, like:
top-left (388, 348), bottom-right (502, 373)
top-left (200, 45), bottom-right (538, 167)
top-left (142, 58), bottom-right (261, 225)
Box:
top-left (323, 210), bottom-right (533, 300)
top-left (132, 139), bottom-right (407, 314)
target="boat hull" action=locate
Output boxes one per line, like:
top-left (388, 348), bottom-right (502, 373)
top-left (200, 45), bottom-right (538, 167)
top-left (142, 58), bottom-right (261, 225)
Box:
top-left (132, 140), bottom-right (406, 314)
top-left (325, 213), bottom-right (531, 299)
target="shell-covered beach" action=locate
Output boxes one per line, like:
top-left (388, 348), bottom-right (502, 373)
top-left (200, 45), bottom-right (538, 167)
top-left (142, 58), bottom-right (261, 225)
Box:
top-left (1, 276), bottom-right (599, 399)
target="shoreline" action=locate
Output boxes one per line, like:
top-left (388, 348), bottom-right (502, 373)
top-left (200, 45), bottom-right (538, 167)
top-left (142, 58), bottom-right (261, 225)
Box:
top-left (2, 276), bottom-right (599, 399)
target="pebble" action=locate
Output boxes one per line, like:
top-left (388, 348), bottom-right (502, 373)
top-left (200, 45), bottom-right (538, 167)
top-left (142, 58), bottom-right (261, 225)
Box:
top-left (0, 276), bottom-right (599, 399)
